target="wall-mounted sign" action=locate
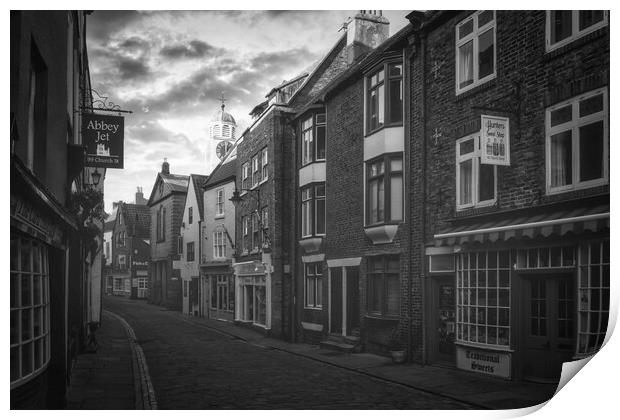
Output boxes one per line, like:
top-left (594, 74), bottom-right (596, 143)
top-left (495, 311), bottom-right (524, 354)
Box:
top-left (481, 115), bottom-right (510, 166)
top-left (83, 113), bottom-right (124, 168)
top-left (456, 345), bottom-right (511, 379)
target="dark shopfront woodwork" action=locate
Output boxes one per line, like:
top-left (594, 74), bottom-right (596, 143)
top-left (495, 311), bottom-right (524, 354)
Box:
top-left (346, 267), bottom-right (360, 335)
top-left (522, 273), bottom-right (576, 382)
top-left (430, 276), bottom-right (457, 364)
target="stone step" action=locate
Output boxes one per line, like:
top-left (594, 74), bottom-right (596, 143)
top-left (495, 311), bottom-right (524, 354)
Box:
top-left (344, 335), bottom-right (360, 345)
top-left (319, 340), bottom-right (356, 353)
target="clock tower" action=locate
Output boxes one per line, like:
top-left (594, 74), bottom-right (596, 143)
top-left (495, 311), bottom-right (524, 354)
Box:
top-left (210, 94), bottom-right (237, 161)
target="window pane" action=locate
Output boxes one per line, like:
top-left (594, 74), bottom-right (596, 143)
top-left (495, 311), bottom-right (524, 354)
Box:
top-left (11, 346), bottom-right (19, 382)
top-left (388, 79), bottom-right (402, 123)
top-left (390, 174), bottom-right (403, 221)
top-left (579, 11), bottom-right (604, 31)
top-left (306, 278), bottom-right (314, 306)
top-left (377, 84), bottom-right (385, 126)
top-left (389, 63), bottom-right (402, 77)
top-left (369, 180), bottom-right (378, 223)
top-left (460, 138), bottom-right (475, 155)
top-left (478, 11), bottom-right (494, 27)
top-left (316, 125), bottom-right (326, 160)
top-left (580, 94), bottom-right (604, 117)
top-left (315, 184), bottom-right (325, 197)
top-left (459, 159), bottom-right (473, 205)
top-left (478, 28), bottom-right (494, 79)
top-left (22, 274), bottom-right (32, 307)
top-left (551, 104), bottom-right (572, 126)
top-left (479, 161), bottom-right (495, 202)
top-left (11, 273), bottom-right (19, 309)
top-left (11, 235), bottom-right (18, 271)
top-left (551, 11), bottom-right (572, 44)
top-left (386, 274), bottom-right (400, 315)
top-left (550, 130), bottom-right (573, 187)
top-left (22, 308), bottom-right (32, 341)
top-left (22, 341), bottom-right (33, 376)
top-left (378, 179), bottom-right (385, 222)
top-left (21, 238), bottom-right (31, 272)
top-left (458, 40), bottom-right (474, 88)
top-left (369, 88), bottom-right (378, 130)
top-left (459, 18), bottom-right (473, 39)
top-left (579, 121), bottom-right (604, 182)
top-left (390, 157), bottom-right (403, 172)
top-left (371, 275), bottom-right (381, 312)
top-left (316, 277), bottom-right (322, 306)
top-left (316, 197), bottom-right (325, 235)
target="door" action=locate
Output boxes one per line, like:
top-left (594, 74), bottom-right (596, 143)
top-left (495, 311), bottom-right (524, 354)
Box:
top-left (523, 274), bottom-right (576, 382)
top-left (346, 267), bottom-right (360, 335)
top-left (330, 268), bottom-right (343, 334)
top-left (430, 277), bottom-right (456, 364)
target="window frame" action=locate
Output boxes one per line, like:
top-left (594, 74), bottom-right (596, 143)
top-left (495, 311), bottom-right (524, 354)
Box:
top-left (545, 11), bottom-right (609, 52)
top-left (251, 212), bottom-right (260, 251)
top-left (186, 241), bottom-right (195, 262)
top-left (213, 230), bottom-right (226, 259)
top-left (241, 162), bottom-right (251, 191)
top-left (188, 206), bottom-right (193, 225)
top-left (215, 188), bottom-right (225, 216)
top-left (545, 87), bottom-right (609, 195)
top-left (455, 135), bottom-right (497, 210)
top-left (455, 10), bottom-right (497, 95)
top-left (300, 112), bottom-right (327, 167)
top-left (367, 255), bottom-right (400, 318)
top-left (261, 147), bottom-right (269, 182)
top-left (304, 262), bottom-right (323, 309)
top-left (242, 216), bottom-right (249, 253)
top-left (365, 153), bottom-right (404, 226)
top-left (251, 154), bottom-right (260, 188)
top-left (300, 182), bottom-right (326, 238)
top-left (366, 60), bottom-right (403, 135)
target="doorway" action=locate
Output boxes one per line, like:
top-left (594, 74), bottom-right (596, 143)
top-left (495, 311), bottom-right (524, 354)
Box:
top-left (523, 274), bottom-right (576, 382)
top-left (329, 266), bottom-right (360, 336)
top-left (329, 268), bottom-right (342, 334)
top-left (429, 276), bottom-right (456, 364)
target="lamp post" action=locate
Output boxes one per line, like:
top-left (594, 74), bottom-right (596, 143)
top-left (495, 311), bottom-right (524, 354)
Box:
top-left (229, 187), bottom-right (271, 253)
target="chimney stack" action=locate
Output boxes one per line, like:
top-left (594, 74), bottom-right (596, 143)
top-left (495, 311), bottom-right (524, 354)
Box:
top-left (161, 158), bottom-right (170, 175)
top-left (346, 10), bottom-right (390, 64)
top-left (135, 187), bottom-right (147, 205)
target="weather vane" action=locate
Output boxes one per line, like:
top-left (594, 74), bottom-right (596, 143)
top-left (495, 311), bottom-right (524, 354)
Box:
top-left (220, 92), bottom-right (226, 110)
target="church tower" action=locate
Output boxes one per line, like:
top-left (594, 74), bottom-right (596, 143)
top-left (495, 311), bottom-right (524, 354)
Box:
top-left (210, 95), bottom-right (237, 161)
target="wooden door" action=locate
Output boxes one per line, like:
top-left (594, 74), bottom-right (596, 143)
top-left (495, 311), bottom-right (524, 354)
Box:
top-left (330, 268), bottom-right (343, 334)
top-left (430, 277), bottom-right (456, 363)
top-left (346, 267), bottom-right (360, 335)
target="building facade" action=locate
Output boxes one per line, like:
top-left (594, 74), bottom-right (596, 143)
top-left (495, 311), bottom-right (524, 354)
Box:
top-left (148, 160), bottom-right (189, 311)
top-left (407, 10), bottom-right (609, 381)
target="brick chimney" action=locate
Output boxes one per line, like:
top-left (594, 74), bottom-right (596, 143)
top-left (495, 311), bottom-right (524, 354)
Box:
top-left (346, 10), bottom-right (390, 64)
top-left (161, 157), bottom-right (170, 175)
top-left (135, 187), bottom-right (147, 205)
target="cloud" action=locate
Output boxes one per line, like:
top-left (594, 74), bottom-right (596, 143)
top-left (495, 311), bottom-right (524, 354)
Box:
top-left (118, 56), bottom-right (151, 79)
top-left (160, 39), bottom-right (217, 58)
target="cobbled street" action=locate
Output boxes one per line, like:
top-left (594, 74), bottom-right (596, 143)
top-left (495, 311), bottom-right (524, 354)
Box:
top-left (104, 296), bottom-right (474, 409)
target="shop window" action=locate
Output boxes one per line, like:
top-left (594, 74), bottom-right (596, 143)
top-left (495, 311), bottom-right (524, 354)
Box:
top-left (301, 113), bottom-right (326, 165)
top-left (366, 154), bottom-right (403, 225)
top-left (516, 246), bottom-right (575, 269)
top-left (367, 62), bottom-right (403, 133)
top-left (546, 88), bottom-right (608, 194)
top-left (456, 135), bottom-right (497, 209)
top-left (367, 255), bottom-right (400, 317)
top-left (546, 11), bottom-right (608, 52)
top-left (211, 275), bottom-right (234, 312)
top-left (239, 276), bottom-right (267, 327)
top-left (456, 11), bottom-right (496, 94)
top-left (11, 236), bottom-right (50, 386)
top-left (215, 188), bottom-right (225, 216)
top-left (301, 183), bottom-right (326, 237)
top-left (304, 263), bottom-right (323, 309)
top-left (576, 240), bottom-right (610, 356)
top-left (186, 242), bottom-right (195, 262)
top-left (456, 251), bottom-right (511, 348)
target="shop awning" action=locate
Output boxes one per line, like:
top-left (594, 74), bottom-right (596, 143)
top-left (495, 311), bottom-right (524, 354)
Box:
top-left (433, 204), bottom-right (609, 247)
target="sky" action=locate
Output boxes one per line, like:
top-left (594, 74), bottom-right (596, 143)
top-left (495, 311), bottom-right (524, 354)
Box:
top-left (87, 10), bottom-right (410, 214)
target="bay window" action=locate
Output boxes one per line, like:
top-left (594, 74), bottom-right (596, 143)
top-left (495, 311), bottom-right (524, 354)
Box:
top-left (546, 88), bottom-right (608, 194)
top-left (304, 263), bottom-right (323, 309)
top-left (367, 255), bottom-right (399, 317)
top-left (367, 62), bottom-right (402, 132)
top-left (301, 113), bottom-right (326, 165)
top-left (456, 11), bottom-right (496, 94)
top-left (366, 154), bottom-right (403, 225)
top-left (301, 183), bottom-right (325, 237)
top-left (546, 11), bottom-right (608, 52)
top-left (456, 135), bottom-right (496, 209)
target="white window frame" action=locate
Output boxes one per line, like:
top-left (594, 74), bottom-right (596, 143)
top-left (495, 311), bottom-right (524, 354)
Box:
top-left (300, 183), bottom-right (325, 238)
top-left (545, 11), bottom-right (609, 53)
top-left (215, 188), bottom-right (225, 217)
top-left (252, 154), bottom-right (260, 188)
top-left (455, 10), bottom-right (497, 95)
top-left (242, 216), bottom-right (249, 253)
top-left (545, 87), bottom-right (608, 195)
top-left (456, 135), bottom-right (497, 210)
top-left (304, 262), bottom-right (323, 309)
top-left (213, 231), bottom-right (226, 259)
top-left (188, 206), bottom-right (193, 225)
top-left (261, 147), bottom-right (269, 182)
top-left (251, 212), bottom-right (260, 251)
top-left (118, 254), bottom-right (127, 270)
top-left (241, 162), bottom-right (250, 192)
top-left (301, 116), bottom-right (314, 166)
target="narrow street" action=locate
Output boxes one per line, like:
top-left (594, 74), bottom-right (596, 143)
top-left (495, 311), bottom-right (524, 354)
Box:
top-left (104, 296), bottom-right (474, 409)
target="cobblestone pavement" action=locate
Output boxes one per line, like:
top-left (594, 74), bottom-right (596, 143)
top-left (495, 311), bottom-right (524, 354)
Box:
top-left (105, 296), bottom-right (475, 410)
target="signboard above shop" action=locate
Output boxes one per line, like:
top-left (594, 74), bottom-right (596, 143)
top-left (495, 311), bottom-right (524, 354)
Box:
top-left (83, 113), bottom-right (124, 168)
top-left (481, 115), bottom-right (510, 166)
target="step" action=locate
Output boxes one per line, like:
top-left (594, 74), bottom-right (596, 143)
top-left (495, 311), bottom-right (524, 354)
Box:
top-left (344, 335), bottom-right (360, 345)
top-left (319, 340), bottom-right (356, 353)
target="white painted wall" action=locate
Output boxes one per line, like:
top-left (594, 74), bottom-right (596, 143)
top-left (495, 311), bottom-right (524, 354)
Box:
top-left (203, 178), bottom-right (236, 263)
top-left (179, 175), bottom-right (202, 315)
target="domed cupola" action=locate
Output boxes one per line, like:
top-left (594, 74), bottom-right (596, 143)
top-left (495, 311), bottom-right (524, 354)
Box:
top-left (210, 94), bottom-right (237, 160)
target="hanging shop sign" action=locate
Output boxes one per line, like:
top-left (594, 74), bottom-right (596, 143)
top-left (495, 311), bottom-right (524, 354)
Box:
top-left (83, 113), bottom-right (124, 168)
top-left (480, 115), bottom-right (510, 166)
top-left (456, 345), bottom-right (511, 379)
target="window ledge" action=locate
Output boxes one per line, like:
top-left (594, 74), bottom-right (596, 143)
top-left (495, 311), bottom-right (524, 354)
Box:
top-left (455, 77), bottom-right (497, 102)
top-left (214, 214), bottom-right (225, 219)
top-left (259, 179), bottom-right (268, 185)
top-left (303, 306), bottom-right (323, 311)
top-left (364, 224), bottom-right (399, 245)
top-left (299, 237), bottom-right (323, 253)
top-left (365, 122), bottom-right (403, 138)
top-left (544, 26), bottom-right (608, 61)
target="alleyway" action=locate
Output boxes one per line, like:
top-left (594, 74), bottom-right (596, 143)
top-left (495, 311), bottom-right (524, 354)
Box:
top-left (104, 296), bottom-right (474, 409)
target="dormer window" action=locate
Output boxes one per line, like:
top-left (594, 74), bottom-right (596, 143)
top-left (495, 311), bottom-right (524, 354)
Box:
top-left (366, 62), bottom-right (403, 133)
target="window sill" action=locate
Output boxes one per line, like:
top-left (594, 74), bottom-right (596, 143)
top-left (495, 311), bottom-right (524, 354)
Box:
top-left (365, 122), bottom-right (403, 138)
top-left (544, 26), bottom-right (608, 60)
top-left (364, 224), bottom-right (400, 245)
top-left (214, 213), bottom-right (225, 219)
top-left (455, 77), bottom-right (497, 101)
top-left (546, 180), bottom-right (608, 196)
top-left (300, 159), bottom-right (327, 170)
top-left (364, 313), bottom-right (399, 322)
top-left (299, 237), bottom-right (323, 253)
top-left (304, 306), bottom-right (323, 311)
top-left (259, 179), bottom-right (268, 185)
top-left (455, 341), bottom-right (513, 353)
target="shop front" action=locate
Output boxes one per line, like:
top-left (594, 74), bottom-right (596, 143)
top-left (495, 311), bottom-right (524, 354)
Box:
top-left (429, 204), bottom-right (609, 382)
top-left (201, 262), bottom-right (235, 321)
top-left (233, 256), bottom-right (272, 331)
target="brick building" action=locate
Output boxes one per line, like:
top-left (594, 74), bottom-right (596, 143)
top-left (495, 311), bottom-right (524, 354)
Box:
top-left (407, 10), bottom-right (609, 381)
top-left (148, 159), bottom-right (189, 311)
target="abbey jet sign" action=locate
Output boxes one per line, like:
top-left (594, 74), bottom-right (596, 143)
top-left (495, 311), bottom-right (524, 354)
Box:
top-left (83, 113), bottom-right (124, 168)
top-left (480, 115), bottom-right (510, 166)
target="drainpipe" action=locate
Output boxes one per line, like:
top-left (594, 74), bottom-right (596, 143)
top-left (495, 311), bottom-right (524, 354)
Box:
top-left (404, 41), bottom-right (414, 363)
top-left (419, 29), bottom-right (428, 367)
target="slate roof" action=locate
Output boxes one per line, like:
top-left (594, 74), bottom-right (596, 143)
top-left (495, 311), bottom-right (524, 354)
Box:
top-left (160, 173), bottom-right (190, 192)
top-left (120, 203), bottom-right (151, 239)
top-left (204, 158), bottom-right (237, 189)
top-left (190, 174), bottom-right (209, 220)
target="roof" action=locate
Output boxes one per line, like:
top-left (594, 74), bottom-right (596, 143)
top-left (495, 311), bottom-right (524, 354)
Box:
top-left (211, 104), bottom-right (236, 125)
top-left (119, 203), bottom-right (151, 238)
top-left (104, 219), bottom-right (115, 232)
top-left (204, 158), bottom-right (237, 189)
top-left (160, 173), bottom-right (190, 193)
top-left (434, 203), bottom-right (609, 247)
top-left (190, 174), bottom-right (209, 219)
top-left (265, 72), bottom-right (309, 98)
